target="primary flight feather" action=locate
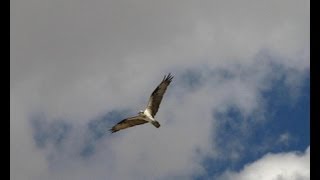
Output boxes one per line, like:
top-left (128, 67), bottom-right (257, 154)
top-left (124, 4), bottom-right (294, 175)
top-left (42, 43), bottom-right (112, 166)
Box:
top-left (110, 73), bottom-right (174, 133)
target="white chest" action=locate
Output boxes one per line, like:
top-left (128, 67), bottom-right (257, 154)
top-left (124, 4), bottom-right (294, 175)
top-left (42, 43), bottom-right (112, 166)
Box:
top-left (143, 109), bottom-right (155, 121)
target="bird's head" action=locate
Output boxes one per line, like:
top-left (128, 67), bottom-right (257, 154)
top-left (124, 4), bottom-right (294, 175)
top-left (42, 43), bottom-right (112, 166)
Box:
top-left (138, 110), bottom-right (144, 115)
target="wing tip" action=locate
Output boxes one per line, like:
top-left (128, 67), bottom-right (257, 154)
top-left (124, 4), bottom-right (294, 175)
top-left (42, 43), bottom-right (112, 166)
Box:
top-left (109, 127), bottom-right (118, 133)
top-left (163, 73), bottom-right (174, 82)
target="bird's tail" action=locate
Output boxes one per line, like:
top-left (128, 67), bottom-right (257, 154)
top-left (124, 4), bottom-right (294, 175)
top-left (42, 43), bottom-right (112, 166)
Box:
top-left (151, 121), bottom-right (161, 128)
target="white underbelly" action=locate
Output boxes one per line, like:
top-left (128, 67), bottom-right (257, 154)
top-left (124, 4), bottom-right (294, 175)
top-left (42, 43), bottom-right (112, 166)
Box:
top-left (143, 109), bottom-right (155, 121)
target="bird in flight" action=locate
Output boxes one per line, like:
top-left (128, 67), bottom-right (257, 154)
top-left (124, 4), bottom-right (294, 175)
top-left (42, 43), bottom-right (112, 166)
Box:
top-left (110, 73), bottom-right (174, 133)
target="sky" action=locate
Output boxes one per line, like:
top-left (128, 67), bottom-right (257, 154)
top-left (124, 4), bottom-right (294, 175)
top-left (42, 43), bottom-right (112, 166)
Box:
top-left (10, 0), bottom-right (310, 180)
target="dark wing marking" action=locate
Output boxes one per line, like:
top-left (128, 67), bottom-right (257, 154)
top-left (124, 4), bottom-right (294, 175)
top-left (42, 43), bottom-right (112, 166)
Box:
top-left (109, 116), bottom-right (148, 133)
top-left (146, 73), bottom-right (173, 117)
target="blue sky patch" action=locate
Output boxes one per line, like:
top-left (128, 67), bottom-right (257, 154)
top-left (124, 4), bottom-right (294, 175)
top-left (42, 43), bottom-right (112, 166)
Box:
top-left (31, 116), bottom-right (72, 149)
top-left (80, 109), bottom-right (132, 158)
top-left (196, 72), bottom-right (310, 179)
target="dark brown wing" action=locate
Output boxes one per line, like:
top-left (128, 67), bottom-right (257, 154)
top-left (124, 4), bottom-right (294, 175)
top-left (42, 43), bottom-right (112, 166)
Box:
top-left (109, 116), bottom-right (148, 133)
top-left (145, 73), bottom-right (174, 117)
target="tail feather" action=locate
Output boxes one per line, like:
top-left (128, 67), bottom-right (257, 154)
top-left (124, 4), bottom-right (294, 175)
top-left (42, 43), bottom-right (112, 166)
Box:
top-left (151, 121), bottom-right (160, 128)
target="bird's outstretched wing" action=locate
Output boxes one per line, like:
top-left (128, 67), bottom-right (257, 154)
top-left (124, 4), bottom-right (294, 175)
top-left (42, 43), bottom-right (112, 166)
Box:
top-left (109, 116), bottom-right (148, 133)
top-left (145, 73), bottom-right (174, 117)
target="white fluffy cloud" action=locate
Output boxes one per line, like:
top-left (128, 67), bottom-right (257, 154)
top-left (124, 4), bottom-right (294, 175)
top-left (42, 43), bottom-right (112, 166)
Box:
top-left (219, 146), bottom-right (310, 180)
top-left (11, 0), bottom-right (309, 179)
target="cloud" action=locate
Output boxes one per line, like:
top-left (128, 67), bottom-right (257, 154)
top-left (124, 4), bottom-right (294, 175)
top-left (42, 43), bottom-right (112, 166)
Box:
top-left (218, 146), bottom-right (310, 180)
top-left (277, 132), bottom-right (291, 146)
top-left (10, 96), bottom-right (49, 180)
top-left (11, 0), bottom-right (309, 179)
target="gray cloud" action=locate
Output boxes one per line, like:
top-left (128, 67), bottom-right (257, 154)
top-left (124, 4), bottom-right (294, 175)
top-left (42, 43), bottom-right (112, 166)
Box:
top-left (11, 0), bottom-right (309, 179)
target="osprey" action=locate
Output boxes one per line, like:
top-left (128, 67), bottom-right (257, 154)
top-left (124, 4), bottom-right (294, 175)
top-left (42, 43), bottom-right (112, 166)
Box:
top-left (110, 73), bottom-right (174, 133)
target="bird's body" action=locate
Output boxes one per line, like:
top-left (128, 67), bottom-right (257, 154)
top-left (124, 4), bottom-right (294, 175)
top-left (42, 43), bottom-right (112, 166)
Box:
top-left (143, 109), bottom-right (155, 121)
top-left (110, 73), bottom-right (173, 133)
